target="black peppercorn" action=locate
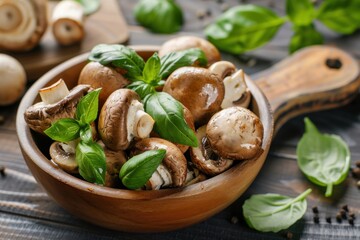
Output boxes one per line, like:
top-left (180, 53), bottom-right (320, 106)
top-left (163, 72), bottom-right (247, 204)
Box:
top-left (341, 204), bottom-right (349, 212)
top-left (312, 206), bottom-right (319, 214)
top-left (348, 217), bottom-right (354, 226)
top-left (313, 215), bottom-right (320, 223)
top-left (230, 216), bottom-right (238, 224)
top-left (356, 160), bottom-right (360, 168)
top-left (336, 213), bottom-right (342, 223)
top-left (0, 166), bottom-right (5, 177)
top-left (339, 209), bottom-right (347, 219)
top-left (325, 58), bottom-right (342, 69)
top-left (326, 216), bottom-right (332, 224)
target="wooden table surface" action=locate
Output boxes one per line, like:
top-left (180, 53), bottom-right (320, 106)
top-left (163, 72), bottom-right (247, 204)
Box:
top-left (1, 1), bottom-right (359, 239)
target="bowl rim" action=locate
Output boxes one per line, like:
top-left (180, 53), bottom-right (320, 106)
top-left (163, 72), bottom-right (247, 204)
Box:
top-left (16, 45), bottom-right (274, 200)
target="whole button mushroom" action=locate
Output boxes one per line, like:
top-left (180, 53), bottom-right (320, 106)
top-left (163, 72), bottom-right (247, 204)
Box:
top-left (78, 61), bottom-right (130, 108)
top-left (209, 61), bottom-right (251, 109)
top-left (131, 138), bottom-right (187, 190)
top-left (98, 89), bottom-right (155, 151)
top-left (0, 54), bottom-right (26, 106)
top-left (190, 125), bottom-right (233, 176)
top-left (206, 107), bottom-right (264, 160)
top-left (24, 79), bottom-right (91, 134)
top-left (163, 66), bottom-right (225, 125)
top-left (158, 36), bottom-right (221, 66)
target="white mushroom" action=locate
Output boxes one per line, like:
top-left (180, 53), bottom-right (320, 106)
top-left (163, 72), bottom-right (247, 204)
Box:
top-left (52, 0), bottom-right (85, 46)
top-left (0, 54), bottom-right (26, 106)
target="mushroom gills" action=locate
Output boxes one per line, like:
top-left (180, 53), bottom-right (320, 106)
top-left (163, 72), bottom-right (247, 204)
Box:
top-left (146, 163), bottom-right (173, 190)
top-left (39, 79), bottom-right (70, 105)
top-left (126, 100), bottom-right (154, 141)
top-left (49, 141), bottom-right (78, 174)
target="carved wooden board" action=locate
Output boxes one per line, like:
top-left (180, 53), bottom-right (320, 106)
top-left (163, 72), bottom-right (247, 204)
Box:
top-left (3, 0), bottom-right (129, 81)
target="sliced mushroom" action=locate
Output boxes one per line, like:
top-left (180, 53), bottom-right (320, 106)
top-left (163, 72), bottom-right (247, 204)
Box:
top-left (98, 89), bottom-right (154, 151)
top-left (206, 107), bottom-right (264, 160)
top-left (0, 0), bottom-right (48, 51)
top-left (78, 61), bottom-right (130, 108)
top-left (209, 61), bottom-right (251, 109)
top-left (163, 66), bottom-right (225, 125)
top-left (51, 0), bottom-right (84, 46)
top-left (158, 36), bottom-right (221, 66)
top-left (131, 138), bottom-right (187, 189)
top-left (190, 125), bottom-right (233, 176)
top-left (49, 140), bottom-right (79, 174)
top-left (185, 165), bottom-right (207, 186)
top-left (24, 79), bottom-right (91, 134)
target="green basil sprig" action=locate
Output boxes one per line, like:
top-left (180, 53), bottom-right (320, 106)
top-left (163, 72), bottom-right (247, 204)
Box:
top-left (134, 0), bottom-right (183, 34)
top-left (205, 0), bottom-right (360, 54)
top-left (120, 149), bottom-right (166, 189)
top-left (88, 44), bottom-right (206, 147)
top-left (242, 189), bottom-right (312, 233)
top-left (44, 89), bottom-right (106, 185)
top-left (144, 92), bottom-right (198, 147)
top-left (74, 0), bottom-right (100, 15)
top-left (296, 118), bottom-right (351, 197)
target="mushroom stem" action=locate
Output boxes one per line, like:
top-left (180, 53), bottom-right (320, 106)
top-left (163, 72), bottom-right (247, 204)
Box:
top-left (221, 69), bottom-right (248, 109)
top-left (133, 110), bottom-right (155, 139)
top-left (146, 163), bottom-right (172, 190)
top-left (39, 79), bottom-right (70, 105)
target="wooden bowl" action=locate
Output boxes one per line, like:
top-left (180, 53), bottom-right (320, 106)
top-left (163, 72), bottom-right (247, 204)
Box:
top-left (16, 46), bottom-right (273, 232)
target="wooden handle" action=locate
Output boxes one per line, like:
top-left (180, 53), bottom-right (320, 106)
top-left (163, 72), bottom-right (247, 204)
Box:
top-left (252, 45), bottom-right (360, 133)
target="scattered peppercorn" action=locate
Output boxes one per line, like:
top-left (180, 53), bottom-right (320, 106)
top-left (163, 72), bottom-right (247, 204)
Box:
top-left (349, 212), bottom-right (356, 219)
top-left (0, 115), bottom-right (5, 125)
top-left (325, 58), bottom-right (342, 69)
top-left (230, 216), bottom-right (238, 224)
top-left (336, 213), bottom-right (342, 223)
top-left (312, 206), bottom-right (319, 214)
top-left (339, 209), bottom-right (347, 219)
top-left (352, 168), bottom-right (360, 178)
top-left (0, 166), bottom-right (5, 177)
top-left (326, 216), bottom-right (332, 224)
top-left (348, 217), bottom-right (355, 226)
top-left (313, 215), bottom-right (320, 223)
top-left (341, 205), bottom-right (349, 212)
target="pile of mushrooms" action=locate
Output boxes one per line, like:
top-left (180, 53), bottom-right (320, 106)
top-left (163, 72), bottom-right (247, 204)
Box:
top-left (24, 36), bottom-right (264, 190)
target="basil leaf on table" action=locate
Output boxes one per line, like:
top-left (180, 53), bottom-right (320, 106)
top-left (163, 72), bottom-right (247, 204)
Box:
top-left (44, 118), bottom-right (80, 142)
top-left (142, 53), bottom-right (161, 85)
top-left (89, 44), bottom-right (145, 81)
top-left (289, 24), bottom-right (323, 54)
top-left (296, 118), bottom-right (351, 197)
top-left (286, 0), bottom-right (315, 26)
top-left (159, 48), bottom-right (207, 79)
top-left (76, 140), bottom-right (106, 185)
top-left (204, 5), bottom-right (286, 54)
top-left (243, 189), bottom-right (312, 233)
top-left (316, 0), bottom-right (359, 34)
top-left (76, 88), bottom-right (101, 125)
top-left (134, 0), bottom-right (183, 34)
top-left (120, 149), bottom-right (166, 190)
top-left (144, 92), bottom-right (198, 147)
top-left (74, 0), bottom-right (100, 15)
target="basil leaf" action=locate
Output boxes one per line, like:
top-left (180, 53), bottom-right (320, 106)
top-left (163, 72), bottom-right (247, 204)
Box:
top-left (316, 0), bottom-right (359, 34)
top-left (76, 140), bottom-right (106, 185)
top-left (76, 89), bottom-right (101, 125)
top-left (73, 0), bottom-right (100, 15)
top-left (44, 118), bottom-right (80, 142)
top-left (159, 48), bottom-right (207, 79)
top-left (296, 118), bottom-right (351, 197)
top-left (143, 53), bottom-right (161, 85)
top-left (205, 5), bottom-right (286, 54)
top-left (127, 81), bottom-right (155, 99)
top-left (144, 92), bottom-right (198, 147)
top-left (89, 44), bottom-right (145, 81)
top-left (120, 149), bottom-right (166, 189)
top-left (243, 189), bottom-right (312, 233)
top-left (134, 0), bottom-right (183, 34)
top-left (80, 123), bottom-right (92, 143)
top-left (289, 24), bottom-right (323, 53)
top-left (286, 0), bottom-right (315, 26)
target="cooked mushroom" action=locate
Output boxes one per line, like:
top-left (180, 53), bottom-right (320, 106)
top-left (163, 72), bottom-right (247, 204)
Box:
top-left (206, 107), bottom-right (264, 160)
top-left (190, 125), bottom-right (233, 176)
top-left (209, 61), bottom-right (251, 109)
top-left (163, 66), bottom-right (225, 125)
top-left (24, 79), bottom-right (91, 134)
top-left (98, 89), bottom-right (155, 151)
top-left (0, 0), bottom-right (48, 51)
top-left (0, 54), bottom-right (26, 106)
top-left (78, 61), bottom-right (130, 108)
top-left (49, 140), bottom-right (79, 174)
top-left (131, 138), bottom-right (187, 190)
top-left (158, 36), bottom-right (221, 66)
top-left (51, 0), bottom-right (84, 46)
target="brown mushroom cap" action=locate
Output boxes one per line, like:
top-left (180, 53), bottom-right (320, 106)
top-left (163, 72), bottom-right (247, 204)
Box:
top-left (131, 138), bottom-right (187, 188)
top-left (190, 125), bottom-right (233, 176)
top-left (206, 107), bottom-right (264, 160)
top-left (78, 62), bottom-right (130, 108)
top-left (163, 66), bottom-right (225, 126)
top-left (24, 84), bottom-right (91, 134)
top-left (158, 36), bottom-right (221, 66)
top-left (98, 89), bottom-right (141, 151)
